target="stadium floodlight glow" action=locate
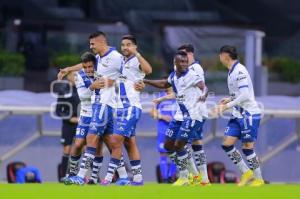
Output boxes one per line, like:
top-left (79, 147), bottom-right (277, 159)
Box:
top-left (13, 19), bottom-right (22, 26)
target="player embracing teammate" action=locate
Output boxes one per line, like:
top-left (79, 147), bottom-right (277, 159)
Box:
top-left (57, 31), bottom-right (264, 186)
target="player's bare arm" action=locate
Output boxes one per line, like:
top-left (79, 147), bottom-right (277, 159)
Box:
top-left (143, 79), bottom-right (171, 89)
top-left (150, 103), bottom-right (172, 122)
top-left (57, 63), bottom-right (83, 80)
top-left (89, 78), bottom-right (115, 90)
top-left (196, 81), bottom-right (208, 102)
top-left (134, 81), bottom-right (145, 92)
top-left (219, 97), bottom-right (231, 105)
top-left (152, 92), bottom-right (175, 104)
top-left (127, 45), bottom-right (152, 75)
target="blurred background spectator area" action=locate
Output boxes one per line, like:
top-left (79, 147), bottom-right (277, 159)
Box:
top-left (0, 0), bottom-right (299, 94)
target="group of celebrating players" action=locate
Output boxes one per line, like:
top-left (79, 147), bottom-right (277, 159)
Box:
top-left (57, 30), bottom-right (265, 187)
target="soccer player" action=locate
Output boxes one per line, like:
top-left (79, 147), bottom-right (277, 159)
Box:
top-left (101, 35), bottom-right (152, 185)
top-left (150, 87), bottom-right (177, 183)
top-left (215, 45), bottom-right (264, 187)
top-left (63, 52), bottom-right (104, 185)
top-left (144, 51), bottom-right (208, 186)
top-left (177, 44), bottom-right (210, 185)
top-left (154, 44), bottom-right (210, 185)
top-left (58, 31), bottom-right (129, 185)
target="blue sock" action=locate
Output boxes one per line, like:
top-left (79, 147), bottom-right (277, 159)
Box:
top-left (168, 161), bottom-right (177, 179)
top-left (159, 156), bottom-right (168, 181)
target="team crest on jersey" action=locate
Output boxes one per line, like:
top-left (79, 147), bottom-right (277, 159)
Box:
top-left (119, 75), bottom-right (127, 81)
top-left (125, 63), bottom-right (130, 69)
top-left (101, 58), bottom-right (111, 67)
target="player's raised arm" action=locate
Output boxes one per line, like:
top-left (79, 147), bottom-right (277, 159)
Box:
top-left (150, 101), bottom-right (172, 122)
top-left (136, 52), bottom-right (152, 75)
top-left (124, 37), bottom-right (152, 74)
top-left (143, 79), bottom-right (171, 89)
top-left (57, 63), bottom-right (83, 80)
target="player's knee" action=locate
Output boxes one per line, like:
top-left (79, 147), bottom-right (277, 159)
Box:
top-left (192, 139), bottom-right (203, 145)
top-left (110, 139), bottom-right (122, 151)
top-left (86, 135), bottom-right (98, 146)
top-left (74, 141), bottom-right (84, 150)
top-left (63, 145), bottom-right (71, 154)
top-left (110, 142), bottom-right (121, 151)
top-left (163, 142), bottom-right (174, 152)
top-left (242, 142), bottom-right (254, 149)
top-left (123, 139), bottom-right (130, 149)
top-left (174, 143), bottom-right (185, 152)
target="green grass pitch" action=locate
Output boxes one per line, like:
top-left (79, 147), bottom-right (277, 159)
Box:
top-left (1, 183), bottom-right (299, 199)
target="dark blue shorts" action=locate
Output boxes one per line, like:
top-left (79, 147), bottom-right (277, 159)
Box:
top-left (225, 114), bottom-right (261, 143)
top-left (88, 103), bottom-right (114, 136)
top-left (165, 119), bottom-right (203, 141)
top-left (75, 116), bottom-right (92, 139)
top-left (114, 106), bottom-right (142, 138)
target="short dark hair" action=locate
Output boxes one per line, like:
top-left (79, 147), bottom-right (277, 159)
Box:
top-left (219, 45), bottom-right (238, 60)
top-left (122, 34), bottom-right (137, 45)
top-left (175, 50), bottom-right (188, 57)
top-left (177, 43), bottom-right (194, 53)
top-left (89, 31), bottom-right (106, 39)
top-left (81, 52), bottom-right (96, 63)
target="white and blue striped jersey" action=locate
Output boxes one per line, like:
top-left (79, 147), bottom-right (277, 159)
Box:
top-left (173, 61), bottom-right (208, 120)
top-left (167, 69), bottom-right (208, 122)
top-left (227, 61), bottom-right (261, 117)
top-left (75, 69), bottom-right (93, 117)
top-left (93, 47), bottom-right (123, 108)
top-left (117, 55), bottom-right (145, 109)
top-left (189, 61), bottom-right (205, 82)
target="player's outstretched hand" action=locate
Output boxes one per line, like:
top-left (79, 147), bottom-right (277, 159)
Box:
top-left (208, 106), bottom-right (219, 118)
top-left (90, 79), bottom-right (102, 90)
top-left (209, 104), bottom-right (228, 118)
top-left (127, 44), bottom-right (138, 55)
top-left (134, 81), bottom-right (145, 91)
top-left (219, 97), bottom-right (231, 105)
top-left (152, 98), bottom-right (161, 104)
top-left (160, 115), bottom-right (172, 123)
top-left (57, 68), bottom-right (70, 80)
top-left (70, 117), bottom-right (79, 124)
top-left (198, 95), bottom-right (207, 102)
top-left (91, 78), bottom-right (114, 89)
